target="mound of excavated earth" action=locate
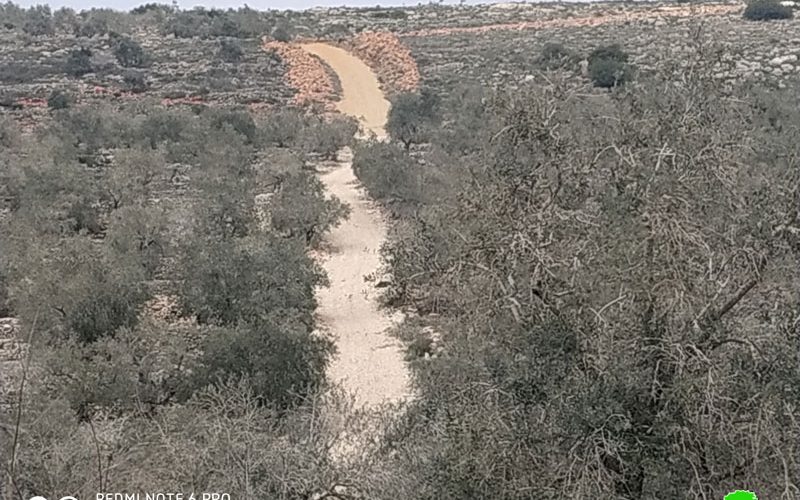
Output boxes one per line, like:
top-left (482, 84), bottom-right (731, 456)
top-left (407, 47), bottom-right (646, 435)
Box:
top-left (344, 32), bottom-right (420, 95)
top-left (262, 40), bottom-right (337, 108)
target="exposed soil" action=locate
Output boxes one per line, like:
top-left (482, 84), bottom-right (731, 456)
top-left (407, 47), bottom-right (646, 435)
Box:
top-left (262, 39), bottom-right (338, 108)
top-left (341, 32), bottom-right (421, 96)
top-left (302, 43), bottom-right (391, 140)
top-left (302, 43), bottom-right (409, 410)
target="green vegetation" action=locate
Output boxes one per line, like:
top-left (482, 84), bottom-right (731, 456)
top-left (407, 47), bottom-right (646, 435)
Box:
top-left (725, 491), bottom-right (758, 500)
top-left (744, 0), bottom-right (793, 20)
top-left (65, 47), bottom-right (93, 76)
top-left (218, 38), bottom-right (244, 62)
top-left (588, 43), bottom-right (632, 87)
top-left (46, 89), bottom-right (71, 110)
top-left (386, 89), bottom-right (439, 149)
top-left (352, 140), bottom-right (424, 205)
top-left (21, 5), bottom-right (54, 36)
top-left (300, 115), bottom-right (359, 159)
top-left (354, 52), bottom-right (800, 499)
top-left (1, 4), bottom-right (799, 500)
top-left (122, 69), bottom-right (148, 92)
top-left (538, 41), bottom-right (576, 69)
top-left (271, 23), bottom-right (292, 42)
top-left (0, 103), bottom-right (356, 497)
top-left (112, 35), bottom-right (149, 68)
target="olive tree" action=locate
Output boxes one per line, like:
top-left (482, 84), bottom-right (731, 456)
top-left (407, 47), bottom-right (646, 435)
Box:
top-left (176, 234), bottom-right (325, 327)
top-left (376, 61), bottom-right (800, 498)
top-left (386, 89), bottom-right (439, 149)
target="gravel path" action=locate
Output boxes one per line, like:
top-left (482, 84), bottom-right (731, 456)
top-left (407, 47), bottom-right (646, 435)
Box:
top-left (302, 43), bottom-right (410, 410)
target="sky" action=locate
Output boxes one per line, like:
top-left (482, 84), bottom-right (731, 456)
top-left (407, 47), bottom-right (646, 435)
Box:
top-left (10, 0), bottom-right (505, 12)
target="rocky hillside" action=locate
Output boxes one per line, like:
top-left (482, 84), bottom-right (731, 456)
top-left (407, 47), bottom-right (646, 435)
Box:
top-left (6, 1), bottom-right (800, 119)
top-left (402, 2), bottom-right (800, 94)
top-left (0, 27), bottom-right (294, 114)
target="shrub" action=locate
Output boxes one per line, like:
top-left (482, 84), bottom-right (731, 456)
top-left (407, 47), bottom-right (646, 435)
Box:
top-left (206, 107), bottom-right (257, 143)
top-left (122, 70), bottom-right (148, 93)
top-left (0, 61), bottom-right (56, 84)
top-left (352, 140), bottom-right (423, 203)
top-left (105, 205), bottom-right (167, 277)
top-left (53, 7), bottom-right (80, 33)
top-left (538, 42), bottom-right (575, 70)
top-left (405, 329), bottom-right (434, 360)
top-left (65, 197), bottom-right (105, 235)
top-left (176, 235), bottom-right (325, 326)
top-left (22, 5), bottom-right (54, 36)
top-left (192, 319), bottom-right (333, 410)
top-left (163, 9), bottom-right (253, 38)
top-left (15, 238), bottom-right (150, 344)
top-left (271, 24), bottom-right (291, 42)
top-left (218, 38), bottom-right (244, 63)
top-left (164, 10), bottom-right (206, 38)
top-left (47, 89), bottom-right (72, 110)
top-left (369, 8), bottom-right (408, 19)
top-left (387, 90), bottom-right (439, 149)
top-left (268, 171), bottom-right (350, 245)
top-left (209, 14), bottom-right (241, 37)
top-left (588, 44), bottom-right (631, 88)
top-left (744, 0), bottom-right (793, 20)
top-left (130, 3), bottom-right (174, 15)
top-left (65, 47), bottom-right (93, 77)
top-left (67, 282), bottom-right (145, 343)
top-left (0, 267), bottom-right (11, 316)
top-left (76, 12), bottom-right (108, 37)
top-left (76, 8), bottom-right (129, 37)
top-left (259, 108), bottom-right (305, 147)
top-left (42, 319), bottom-right (192, 415)
top-left (113, 36), bottom-right (148, 68)
top-left (137, 108), bottom-right (190, 149)
top-left (590, 44), bottom-right (629, 63)
top-left (301, 115), bottom-right (358, 159)
top-left (0, 116), bottom-right (18, 148)
top-left (50, 103), bottom-right (130, 158)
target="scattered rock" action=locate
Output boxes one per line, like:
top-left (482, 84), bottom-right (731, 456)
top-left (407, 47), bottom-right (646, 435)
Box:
top-left (262, 39), bottom-right (338, 108)
top-left (770, 54), bottom-right (798, 66)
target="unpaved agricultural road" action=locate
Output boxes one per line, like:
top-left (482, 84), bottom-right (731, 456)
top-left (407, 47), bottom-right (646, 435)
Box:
top-left (302, 43), bottom-right (391, 139)
top-left (302, 43), bottom-right (410, 409)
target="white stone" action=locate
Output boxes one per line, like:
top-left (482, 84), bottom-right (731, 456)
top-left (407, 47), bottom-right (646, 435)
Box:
top-left (770, 54), bottom-right (798, 66)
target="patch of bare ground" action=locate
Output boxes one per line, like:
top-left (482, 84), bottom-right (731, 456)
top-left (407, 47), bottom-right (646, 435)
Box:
top-left (340, 32), bottom-right (420, 96)
top-left (297, 43), bottom-right (411, 460)
top-left (262, 39), bottom-right (338, 109)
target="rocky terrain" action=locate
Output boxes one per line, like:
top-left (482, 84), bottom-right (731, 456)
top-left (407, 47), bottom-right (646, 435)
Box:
top-left (265, 1), bottom-right (800, 109)
top-left (0, 318), bottom-right (23, 412)
top-left (263, 39), bottom-right (338, 108)
top-left (6, 1), bottom-right (800, 118)
top-left (0, 27), bottom-right (294, 115)
top-left (397, 2), bottom-right (800, 96)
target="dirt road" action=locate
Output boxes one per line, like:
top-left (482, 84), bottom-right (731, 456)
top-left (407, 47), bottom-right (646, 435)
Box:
top-left (302, 43), bottom-right (391, 139)
top-left (302, 43), bottom-right (409, 409)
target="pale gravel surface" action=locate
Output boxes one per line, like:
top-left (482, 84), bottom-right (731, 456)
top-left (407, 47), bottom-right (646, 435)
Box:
top-left (302, 43), bottom-right (410, 410)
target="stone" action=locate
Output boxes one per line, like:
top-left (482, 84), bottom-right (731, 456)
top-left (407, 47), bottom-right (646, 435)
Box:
top-left (770, 54), bottom-right (798, 66)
